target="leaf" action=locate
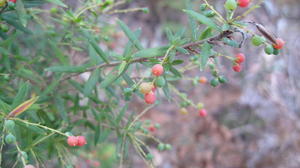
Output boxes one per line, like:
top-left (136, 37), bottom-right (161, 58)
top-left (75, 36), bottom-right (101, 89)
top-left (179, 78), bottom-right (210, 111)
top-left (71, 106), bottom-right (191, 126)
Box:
top-left (8, 96), bottom-right (39, 117)
top-left (16, 0), bottom-right (27, 26)
top-left (89, 44), bottom-right (102, 64)
top-left (123, 29), bottom-right (142, 60)
top-left (200, 42), bottom-right (214, 69)
top-left (55, 96), bottom-right (68, 121)
top-left (133, 46), bottom-right (168, 58)
top-left (0, 99), bottom-right (11, 114)
top-left (183, 9), bottom-right (219, 30)
top-left (45, 0), bottom-right (67, 7)
top-left (100, 71), bottom-right (119, 88)
top-left (1, 13), bottom-right (31, 33)
top-left (117, 20), bottom-right (143, 50)
top-left (118, 61), bottom-right (127, 75)
top-left (199, 27), bottom-right (213, 40)
top-left (169, 66), bottom-right (182, 77)
top-left (12, 82), bottom-right (30, 108)
top-left (172, 60), bottom-right (184, 65)
top-left (83, 69), bottom-right (100, 96)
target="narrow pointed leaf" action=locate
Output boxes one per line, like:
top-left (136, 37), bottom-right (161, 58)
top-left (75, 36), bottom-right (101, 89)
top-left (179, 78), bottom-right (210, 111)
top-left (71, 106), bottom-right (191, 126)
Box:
top-left (8, 96), bottom-right (39, 117)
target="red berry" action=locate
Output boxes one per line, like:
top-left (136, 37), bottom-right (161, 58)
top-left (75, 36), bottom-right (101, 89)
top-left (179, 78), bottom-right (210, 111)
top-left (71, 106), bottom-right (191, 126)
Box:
top-left (152, 64), bottom-right (164, 76)
top-left (76, 136), bottom-right (87, 146)
top-left (148, 126), bottom-right (156, 132)
top-left (144, 91), bottom-right (156, 104)
top-left (237, 0), bottom-right (250, 8)
top-left (198, 76), bottom-right (207, 84)
top-left (67, 136), bottom-right (78, 147)
top-left (273, 38), bottom-right (285, 50)
top-left (199, 109), bottom-right (207, 117)
top-left (232, 64), bottom-right (242, 72)
top-left (234, 53), bottom-right (245, 64)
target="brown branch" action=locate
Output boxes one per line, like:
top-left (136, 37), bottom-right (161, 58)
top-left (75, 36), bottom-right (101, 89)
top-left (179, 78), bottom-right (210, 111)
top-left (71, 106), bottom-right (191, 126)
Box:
top-left (60, 30), bottom-right (233, 82)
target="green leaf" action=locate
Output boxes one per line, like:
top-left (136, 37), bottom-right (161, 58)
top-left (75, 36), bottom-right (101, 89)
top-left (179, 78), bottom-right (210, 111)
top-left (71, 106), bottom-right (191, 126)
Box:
top-left (16, 0), bottom-right (27, 26)
top-left (0, 99), bottom-right (11, 114)
top-left (117, 20), bottom-right (143, 50)
top-left (55, 96), bottom-right (68, 121)
top-left (133, 46), bottom-right (168, 58)
top-left (183, 9), bottom-right (219, 30)
top-left (172, 60), bottom-right (184, 65)
top-left (169, 66), bottom-right (182, 77)
top-left (118, 61), bottom-right (127, 75)
top-left (83, 69), bottom-right (100, 96)
top-left (199, 27), bottom-right (213, 40)
top-left (200, 42), bottom-right (214, 69)
top-left (45, 0), bottom-right (67, 8)
top-left (12, 82), bottom-right (30, 108)
top-left (100, 71), bottom-right (119, 88)
top-left (89, 44), bottom-right (102, 64)
top-left (1, 13), bottom-right (31, 33)
top-left (123, 29), bottom-right (142, 60)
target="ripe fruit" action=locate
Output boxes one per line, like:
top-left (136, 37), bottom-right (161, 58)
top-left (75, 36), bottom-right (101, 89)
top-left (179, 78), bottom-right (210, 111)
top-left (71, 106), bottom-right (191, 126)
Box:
top-left (225, 0), bottom-right (237, 11)
top-left (210, 78), bottom-right (219, 87)
top-left (152, 64), bottom-right (164, 76)
top-left (199, 109), bottom-right (207, 117)
top-left (139, 82), bottom-right (153, 94)
top-left (234, 53), bottom-right (245, 64)
top-left (237, 0), bottom-right (250, 8)
top-left (5, 133), bottom-right (16, 144)
top-left (273, 38), bottom-right (285, 50)
top-left (9, 0), bottom-right (17, 3)
top-left (144, 91), bottom-right (156, 104)
top-left (148, 126), bottom-right (156, 132)
top-left (155, 76), bottom-right (166, 87)
top-left (251, 35), bottom-right (266, 46)
top-left (265, 44), bottom-right (274, 55)
top-left (232, 64), bottom-right (242, 72)
top-left (67, 136), bottom-right (78, 147)
top-left (76, 136), bottom-right (87, 146)
top-left (24, 165), bottom-right (35, 168)
top-left (198, 76), bottom-right (207, 84)
top-left (179, 107), bottom-right (188, 115)
top-left (4, 120), bottom-right (15, 132)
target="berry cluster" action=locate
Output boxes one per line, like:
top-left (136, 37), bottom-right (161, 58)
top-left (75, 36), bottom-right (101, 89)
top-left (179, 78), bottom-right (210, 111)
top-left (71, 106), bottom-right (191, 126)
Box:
top-left (67, 136), bottom-right (87, 147)
top-left (232, 53), bottom-right (245, 72)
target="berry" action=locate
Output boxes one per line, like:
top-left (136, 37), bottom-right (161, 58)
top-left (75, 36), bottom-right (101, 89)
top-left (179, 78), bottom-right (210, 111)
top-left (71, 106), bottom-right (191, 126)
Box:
top-left (155, 76), bottom-right (166, 87)
top-left (0, 0), bottom-right (6, 7)
top-left (199, 4), bottom-right (207, 11)
top-left (203, 10), bottom-right (216, 17)
top-left (218, 76), bottom-right (228, 83)
top-left (21, 151), bottom-right (28, 160)
top-left (9, 0), bottom-right (16, 3)
top-left (198, 76), bottom-right (207, 84)
top-left (5, 133), bottom-right (16, 144)
top-left (273, 38), bottom-right (285, 50)
top-left (232, 64), bottom-right (242, 72)
top-left (265, 44), bottom-right (274, 55)
top-left (197, 103), bottom-right (204, 109)
top-left (152, 64), bottom-right (164, 76)
top-left (4, 120), bottom-right (15, 132)
top-left (251, 35), bottom-right (266, 46)
top-left (199, 109), bottom-right (207, 117)
top-left (225, 0), bottom-right (237, 11)
top-left (234, 53), bottom-right (245, 64)
top-left (24, 165), bottom-right (35, 168)
top-left (158, 143), bottom-right (165, 151)
top-left (164, 144), bottom-right (172, 150)
top-left (273, 48), bottom-right (280, 55)
top-left (148, 126), bottom-right (156, 132)
top-left (67, 136), bottom-right (78, 147)
top-left (139, 82), bottom-right (153, 94)
top-left (237, 0), bottom-right (250, 8)
top-left (76, 136), bottom-right (87, 146)
top-left (179, 107), bottom-right (188, 115)
top-left (154, 123), bottom-right (161, 129)
top-left (210, 78), bottom-right (219, 87)
top-left (145, 153), bottom-right (153, 160)
top-left (144, 91), bottom-right (156, 104)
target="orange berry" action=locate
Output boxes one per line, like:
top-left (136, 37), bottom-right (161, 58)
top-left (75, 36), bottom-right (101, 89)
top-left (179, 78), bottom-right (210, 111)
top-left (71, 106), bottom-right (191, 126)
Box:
top-left (234, 53), bottom-right (245, 64)
top-left (273, 38), bottom-right (285, 50)
top-left (198, 76), bottom-right (207, 84)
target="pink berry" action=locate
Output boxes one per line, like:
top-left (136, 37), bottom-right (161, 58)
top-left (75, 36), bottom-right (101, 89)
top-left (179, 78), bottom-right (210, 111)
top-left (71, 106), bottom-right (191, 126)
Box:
top-left (9, 0), bottom-right (17, 3)
top-left (273, 38), bottom-right (285, 50)
top-left (144, 91), bottom-right (156, 104)
top-left (148, 126), bottom-right (156, 132)
top-left (232, 64), bottom-right (242, 72)
top-left (199, 109), bottom-right (207, 117)
top-left (152, 64), bottom-right (164, 76)
top-left (238, 0), bottom-right (250, 8)
top-left (234, 53), bottom-right (245, 64)
top-left (76, 136), bottom-right (87, 146)
top-left (67, 136), bottom-right (78, 147)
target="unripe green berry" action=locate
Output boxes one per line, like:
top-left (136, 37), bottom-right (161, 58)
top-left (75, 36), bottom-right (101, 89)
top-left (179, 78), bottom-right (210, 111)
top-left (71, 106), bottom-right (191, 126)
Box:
top-left (225, 0), bottom-right (237, 11)
top-left (155, 76), bottom-right (166, 88)
top-left (154, 123), bottom-right (160, 129)
top-left (164, 144), bottom-right (172, 150)
top-left (4, 120), bottom-right (15, 132)
top-left (211, 70), bottom-right (218, 77)
top-left (265, 44), bottom-right (274, 55)
top-left (158, 143), bottom-right (165, 151)
top-left (251, 35), bottom-right (266, 46)
top-left (5, 133), bottom-right (16, 144)
top-left (0, 24), bottom-right (9, 32)
top-left (197, 102), bottom-right (204, 109)
top-left (273, 48), bottom-right (280, 55)
top-left (210, 78), bottom-right (219, 87)
top-left (21, 151), bottom-right (28, 161)
top-left (199, 4), bottom-right (207, 11)
top-left (145, 153), bottom-right (153, 160)
top-left (218, 76), bottom-right (228, 83)
top-left (204, 10), bottom-right (216, 17)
